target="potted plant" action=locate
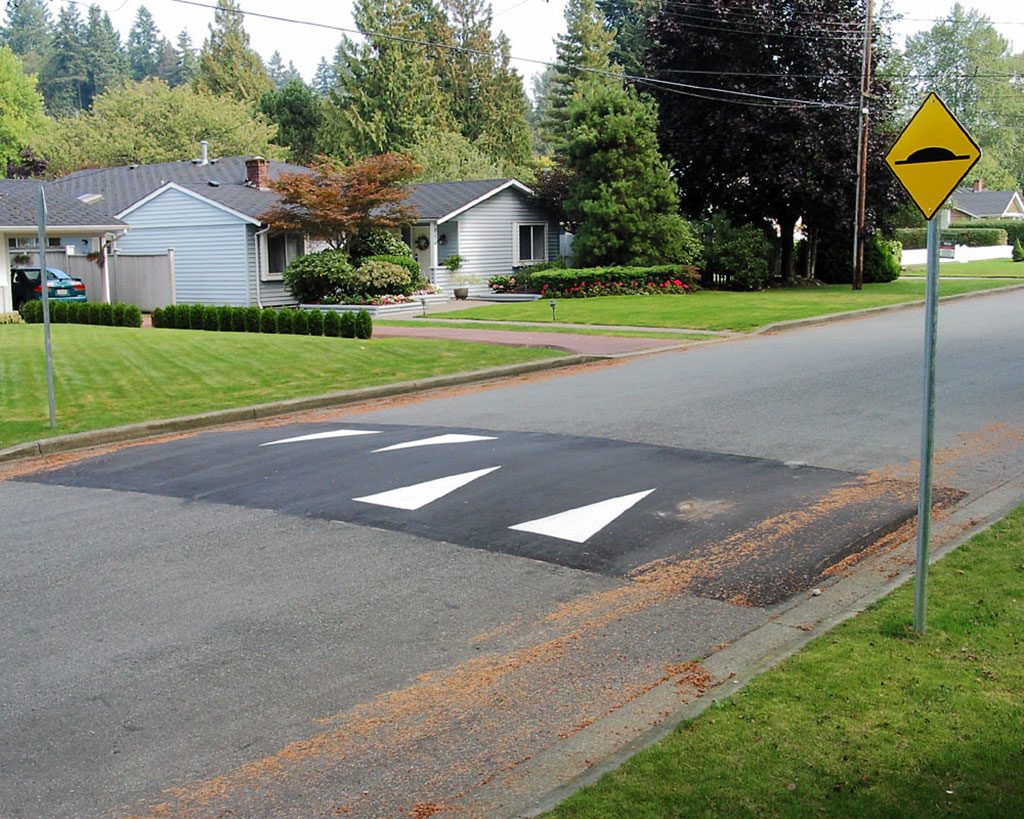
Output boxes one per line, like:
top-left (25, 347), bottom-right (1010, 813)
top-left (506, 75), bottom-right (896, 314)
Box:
top-left (442, 254), bottom-right (478, 299)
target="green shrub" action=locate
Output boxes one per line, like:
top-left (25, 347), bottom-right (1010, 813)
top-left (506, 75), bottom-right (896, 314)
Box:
top-left (355, 260), bottom-right (414, 297)
top-left (896, 226), bottom-right (1009, 250)
top-left (348, 228), bottom-right (413, 263)
top-left (67, 301), bottom-right (86, 324)
top-left (894, 228), bottom-right (927, 250)
top-left (809, 232), bottom-right (901, 284)
top-left (523, 264), bottom-right (700, 296)
top-left (976, 219), bottom-right (1024, 246)
top-left (362, 254), bottom-right (422, 284)
top-left (187, 303), bottom-right (204, 330)
top-left (20, 299), bottom-right (42, 323)
top-left (98, 303), bottom-right (114, 326)
top-left (700, 216), bottom-right (773, 291)
top-left (283, 249), bottom-right (355, 304)
top-left (1014, 239), bottom-right (1024, 262)
top-left (86, 302), bottom-right (102, 324)
top-left (354, 309), bottom-right (373, 339)
top-left (242, 306), bottom-right (260, 332)
top-left (110, 303), bottom-right (125, 326)
top-left (323, 310), bottom-right (341, 337)
top-left (230, 306), bottom-right (247, 332)
top-left (292, 309), bottom-right (309, 335)
top-left (276, 308), bottom-right (293, 334)
top-left (340, 310), bottom-right (356, 338)
top-left (864, 236), bottom-right (901, 283)
top-left (151, 307), bottom-right (164, 328)
top-left (50, 300), bottom-right (68, 323)
top-left (161, 304), bottom-right (177, 328)
top-left (214, 305), bottom-right (231, 331)
top-left (306, 308), bottom-right (324, 336)
top-left (123, 304), bottom-right (142, 327)
top-left (203, 306), bottom-right (219, 331)
top-left (259, 307), bottom-right (278, 333)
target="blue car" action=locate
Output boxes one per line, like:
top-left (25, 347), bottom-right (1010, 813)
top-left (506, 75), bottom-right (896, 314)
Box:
top-left (11, 267), bottom-right (87, 312)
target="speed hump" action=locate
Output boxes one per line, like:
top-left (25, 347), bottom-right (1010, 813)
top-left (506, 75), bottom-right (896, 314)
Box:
top-left (885, 93), bottom-right (981, 220)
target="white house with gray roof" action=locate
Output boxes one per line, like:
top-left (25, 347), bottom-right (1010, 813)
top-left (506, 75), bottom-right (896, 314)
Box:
top-left (52, 151), bottom-right (559, 306)
top-left (0, 180), bottom-right (126, 314)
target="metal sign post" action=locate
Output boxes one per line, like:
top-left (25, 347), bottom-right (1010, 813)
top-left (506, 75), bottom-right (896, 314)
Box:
top-left (37, 187), bottom-right (56, 429)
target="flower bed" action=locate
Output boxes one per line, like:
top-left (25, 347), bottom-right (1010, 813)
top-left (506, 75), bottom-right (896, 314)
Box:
top-left (515, 264), bottom-right (700, 298)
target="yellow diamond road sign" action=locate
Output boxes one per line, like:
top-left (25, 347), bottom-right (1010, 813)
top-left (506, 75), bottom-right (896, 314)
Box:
top-left (885, 93), bottom-right (981, 220)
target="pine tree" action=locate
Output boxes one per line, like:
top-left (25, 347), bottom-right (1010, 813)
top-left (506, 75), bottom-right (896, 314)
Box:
top-left (154, 38), bottom-right (179, 84)
top-left (195, 0), bottom-right (272, 102)
top-left (172, 30), bottom-right (198, 87)
top-left (83, 6), bottom-right (127, 109)
top-left (43, 3), bottom-right (89, 114)
top-left (539, 0), bottom-right (620, 152)
top-left (312, 56), bottom-right (334, 96)
top-left (267, 50), bottom-right (286, 88)
top-left (126, 5), bottom-right (161, 81)
top-left (260, 78), bottom-right (322, 163)
top-left (0, 0), bottom-right (52, 76)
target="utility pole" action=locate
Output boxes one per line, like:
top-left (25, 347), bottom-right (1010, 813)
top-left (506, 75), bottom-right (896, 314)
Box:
top-left (852, 0), bottom-right (874, 290)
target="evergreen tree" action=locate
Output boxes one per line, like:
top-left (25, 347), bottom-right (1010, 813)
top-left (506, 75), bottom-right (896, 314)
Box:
top-left (323, 0), bottom-right (453, 157)
top-left (154, 38), bottom-right (179, 84)
top-left (596, 0), bottom-right (650, 76)
top-left (196, 0), bottom-right (272, 102)
top-left (267, 50), bottom-right (286, 88)
top-left (126, 5), bottom-right (161, 81)
top-left (564, 80), bottom-right (695, 267)
top-left (260, 78), bottom-right (322, 163)
top-left (0, 45), bottom-right (46, 176)
top-left (172, 30), bottom-right (198, 87)
top-left (84, 6), bottom-right (127, 109)
top-left (0, 0), bottom-right (52, 76)
top-left (538, 0), bottom-right (620, 152)
top-left (43, 3), bottom-right (89, 114)
top-left (312, 56), bottom-right (334, 96)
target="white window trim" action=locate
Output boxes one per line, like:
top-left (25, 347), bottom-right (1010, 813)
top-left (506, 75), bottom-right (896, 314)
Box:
top-left (512, 221), bottom-right (548, 267)
top-left (262, 232), bottom-right (304, 282)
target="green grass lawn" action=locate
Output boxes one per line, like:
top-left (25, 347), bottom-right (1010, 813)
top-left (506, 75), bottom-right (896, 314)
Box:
top-left (902, 258), bottom-right (1024, 278)
top-left (0, 324), bottom-right (562, 449)
top-left (437, 280), bottom-right (1016, 332)
top-left (376, 319), bottom-right (711, 340)
top-left (548, 505), bottom-right (1024, 818)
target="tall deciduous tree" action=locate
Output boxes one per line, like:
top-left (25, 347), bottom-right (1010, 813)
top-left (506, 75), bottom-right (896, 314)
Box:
top-left (646, 0), bottom-right (900, 282)
top-left (564, 80), bottom-right (697, 266)
top-left (0, 0), bottom-right (52, 76)
top-left (30, 78), bottom-right (282, 175)
top-left (195, 0), bottom-right (271, 102)
top-left (0, 45), bottom-right (45, 176)
top-left (260, 153), bottom-right (421, 250)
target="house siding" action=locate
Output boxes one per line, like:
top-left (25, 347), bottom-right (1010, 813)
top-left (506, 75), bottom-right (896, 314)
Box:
top-left (444, 188), bottom-right (558, 281)
top-left (116, 187), bottom-right (252, 306)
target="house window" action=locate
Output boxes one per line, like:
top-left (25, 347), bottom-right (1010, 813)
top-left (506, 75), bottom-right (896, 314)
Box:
top-left (8, 236), bottom-right (61, 249)
top-left (266, 232), bottom-right (303, 280)
top-left (515, 222), bottom-right (547, 266)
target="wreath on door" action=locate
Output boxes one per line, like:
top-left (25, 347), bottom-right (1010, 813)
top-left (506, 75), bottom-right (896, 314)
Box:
top-left (414, 236), bottom-right (429, 251)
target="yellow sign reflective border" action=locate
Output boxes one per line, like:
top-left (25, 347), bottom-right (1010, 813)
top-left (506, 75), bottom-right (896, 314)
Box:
top-left (884, 93), bottom-right (981, 220)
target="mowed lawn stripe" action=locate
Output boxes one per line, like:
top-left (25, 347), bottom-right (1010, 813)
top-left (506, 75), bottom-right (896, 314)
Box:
top-left (0, 325), bottom-right (562, 448)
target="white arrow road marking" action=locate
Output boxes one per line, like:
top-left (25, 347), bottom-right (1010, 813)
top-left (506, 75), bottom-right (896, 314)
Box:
top-left (260, 429), bottom-right (381, 447)
top-left (372, 434), bottom-right (497, 453)
top-left (353, 466), bottom-right (502, 510)
top-left (508, 489), bottom-right (657, 543)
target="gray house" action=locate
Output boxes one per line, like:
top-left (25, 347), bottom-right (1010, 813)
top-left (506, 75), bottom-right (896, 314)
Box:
top-left (0, 180), bottom-right (126, 314)
top-left (402, 179), bottom-right (560, 295)
top-left (53, 153), bottom-right (308, 307)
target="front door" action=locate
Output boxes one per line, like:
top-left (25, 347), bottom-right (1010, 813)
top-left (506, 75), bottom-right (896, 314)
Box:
top-left (410, 226), bottom-right (433, 284)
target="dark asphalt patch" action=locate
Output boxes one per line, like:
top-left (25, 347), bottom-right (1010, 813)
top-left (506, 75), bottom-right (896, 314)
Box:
top-left (19, 424), bottom-right (920, 602)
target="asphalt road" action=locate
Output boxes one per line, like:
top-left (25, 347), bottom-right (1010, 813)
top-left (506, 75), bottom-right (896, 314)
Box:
top-left (3, 288), bottom-right (1023, 818)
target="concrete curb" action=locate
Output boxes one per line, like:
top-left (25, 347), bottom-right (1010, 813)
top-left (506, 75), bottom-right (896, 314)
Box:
top-left (0, 354), bottom-right (600, 464)
top-left (509, 467), bottom-right (1024, 817)
top-left (756, 281), bottom-right (1024, 334)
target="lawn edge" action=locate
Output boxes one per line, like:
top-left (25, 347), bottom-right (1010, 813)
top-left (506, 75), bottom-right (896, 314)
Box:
top-left (500, 470), bottom-right (1024, 818)
top-left (0, 354), bottom-right (599, 464)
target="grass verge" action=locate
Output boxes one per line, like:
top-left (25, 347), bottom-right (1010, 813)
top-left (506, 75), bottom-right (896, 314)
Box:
top-left (902, 258), bottom-right (1024, 278)
top-left (375, 319), bottom-right (712, 340)
top-left (547, 505), bottom-right (1024, 818)
top-left (0, 325), bottom-right (563, 449)
top-left (438, 280), bottom-right (1016, 332)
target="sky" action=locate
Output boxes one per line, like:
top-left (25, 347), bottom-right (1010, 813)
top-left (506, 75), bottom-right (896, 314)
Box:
top-left (62, 0), bottom-right (1024, 92)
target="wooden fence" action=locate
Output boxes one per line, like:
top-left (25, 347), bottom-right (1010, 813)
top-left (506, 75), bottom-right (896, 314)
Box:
top-left (31, 249), bottom-right (176, 310)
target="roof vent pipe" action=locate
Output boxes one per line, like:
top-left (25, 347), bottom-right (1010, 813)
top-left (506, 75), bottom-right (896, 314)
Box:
top-left (200, 140), bottom-right (209, 165)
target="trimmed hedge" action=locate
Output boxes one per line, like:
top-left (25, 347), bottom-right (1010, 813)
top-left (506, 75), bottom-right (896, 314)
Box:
top-left (148, 303), bottom-right (373, 339)
top-left (896, 226), bottom-right (1009, 250)
top-left (21, 300), bottom-right (141, 327)
top-left (523, 265), bottom-right (700, 297)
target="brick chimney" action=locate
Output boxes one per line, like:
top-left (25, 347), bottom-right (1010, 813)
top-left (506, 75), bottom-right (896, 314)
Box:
top-left (245, 156), bottom-right (270, 190)
top-left (973, 179), bottom-right (983, 192)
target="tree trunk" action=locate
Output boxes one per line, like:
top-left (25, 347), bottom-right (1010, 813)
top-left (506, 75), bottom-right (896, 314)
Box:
top-left (779, 214), bottom-right (796, 284)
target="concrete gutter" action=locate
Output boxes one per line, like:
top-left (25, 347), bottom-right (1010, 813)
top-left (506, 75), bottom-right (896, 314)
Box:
top-left (0, 354), bottom-right (600, 464)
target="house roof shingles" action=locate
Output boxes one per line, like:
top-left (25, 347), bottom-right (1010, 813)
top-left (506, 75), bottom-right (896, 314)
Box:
top-left (950, 188), bottom-right (1022, 218)
top-left (0, 179), bottom-right (125, 229)
top-left (403, 178), bottom-right (525, 221)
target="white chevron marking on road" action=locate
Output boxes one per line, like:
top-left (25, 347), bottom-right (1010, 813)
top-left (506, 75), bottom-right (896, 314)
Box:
top-left (259, 429), bottom-right (381, 447)
top-left (353, 466), bottom-right (502, 510)
top-left (509, 489), bottom-right (657, 543)
top-left (372, 434), bottom-right (497, 453)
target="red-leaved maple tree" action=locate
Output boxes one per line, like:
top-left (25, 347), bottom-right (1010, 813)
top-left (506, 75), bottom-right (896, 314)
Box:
top-left (259, 153), bottom-right (422, 250)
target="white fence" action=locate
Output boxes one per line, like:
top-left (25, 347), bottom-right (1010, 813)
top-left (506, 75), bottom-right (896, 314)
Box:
top-left (901, 244), bottom-right (1013, 267)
